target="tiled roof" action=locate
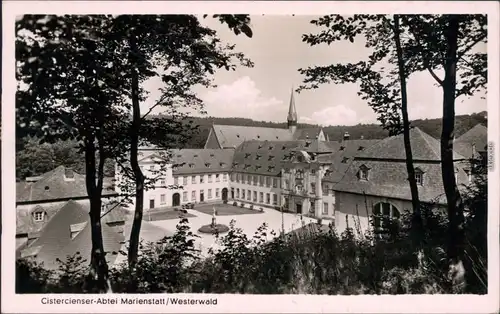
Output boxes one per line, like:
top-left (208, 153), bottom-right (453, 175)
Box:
top-left (332, 159), bottom-right (470, 204)
top-left (17, 200), bottom-right (128, 235)
top-left (323, 139), bottom-right (381, 183)
top-left (16, 201), bottom-right (124, 270)
top-left (356, 127), bottom-right (466, 161)
top-left (16, 166), bottom-right (116, 203)
top-left (454, 124), bottom-right (487, 158)
top-left (293, 128), bottom-right (322, 140)
top-left (211, 125), bottom-right (294, 149)
top-left (293, 139), bottom-right (333, 155)
top-left (139, 148), bottom-right (234, 175)
top-left (232, 140), bottom-right (309, 176)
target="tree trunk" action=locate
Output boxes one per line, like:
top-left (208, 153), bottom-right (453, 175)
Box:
top-left (441, 15), bottom-right (466, 289)
top-left (84, 138), bottom-right (109, 293)
top-left (393, 15), bottom-right (423, 241)
top-left (127, 32), bottom-right (145, 269)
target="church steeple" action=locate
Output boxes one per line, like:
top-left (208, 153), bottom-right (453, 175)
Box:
top-left (287, 87), bottom-right (298, 133)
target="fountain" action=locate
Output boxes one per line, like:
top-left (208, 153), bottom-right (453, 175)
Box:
top-left (198, 206), bottom-right (229, 234)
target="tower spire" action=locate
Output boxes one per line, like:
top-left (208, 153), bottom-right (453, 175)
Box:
top-left (287, 87), bottom-right (298, 131)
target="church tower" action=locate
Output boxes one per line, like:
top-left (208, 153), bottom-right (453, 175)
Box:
top-left (287, 87), bottom-right (298, 134)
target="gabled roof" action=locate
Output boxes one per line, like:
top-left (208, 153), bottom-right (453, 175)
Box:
top-left (293, 128), bottom-right (322, 140)
top-left (16, 166), bottom-right (116, 203)
top-left (356, 127), bottom-right (466, 161)
top-left (454, 124), bottom-right (487, 158)
top-left (211, 125), bottom-right (294, 149)
top-left (17, 200), bottom-right (128, 236)
top-left (16, 200), bottom-right (124, 269)
top-left (323, 139), bottom-right (381, 183)
top-left (332, 159), bottom-right (470, 204)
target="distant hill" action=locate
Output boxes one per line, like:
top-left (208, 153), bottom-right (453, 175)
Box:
top-left (171, 111), bottom-right (487, 147)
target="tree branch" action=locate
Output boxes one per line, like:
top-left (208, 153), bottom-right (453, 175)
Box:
top-left (456, 33), bottom-right (487, 60)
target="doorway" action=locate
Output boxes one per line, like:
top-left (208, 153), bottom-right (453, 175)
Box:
top-left (296, 203), bottom-right (302, 214)
top-left (172, 193), bottom-right (180, 207)
top-left (149, 199), bottom-right (155, 209)
top-left (200, 190), bottom-right (205, 202)
top-left (222, 188), bottom-right (228, 201)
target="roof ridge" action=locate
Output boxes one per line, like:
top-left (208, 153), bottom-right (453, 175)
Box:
top-left (414, 127), bottom-right (441, 160)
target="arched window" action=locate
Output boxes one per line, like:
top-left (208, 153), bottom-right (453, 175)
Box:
top-left (373, 202), bottom-right (401, 232)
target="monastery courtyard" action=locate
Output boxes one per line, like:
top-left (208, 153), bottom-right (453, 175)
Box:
top-left (142, 203), bottom-right (318, 257)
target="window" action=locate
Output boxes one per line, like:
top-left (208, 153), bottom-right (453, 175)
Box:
top-left (465, 169), bottom-right (472, 183)
top-left (253, 175), bottom-right (258, 186)
top-left (183, 176), bottom-right (187, 185)
top-left (322, 202), bottom-right (328, 215)
top-left (216, 188), bottom-right (220, 198)
top-left (285, 179), bottom-right (290, 190)
top-left (150, 165), bottom-right (155, 171)
top-left (192, 176), bottom-right (196, 184)
top-left (414, 168), bottom-right (425, 185)
top-left (224, 174), bottom-right (228, 182)
top-left (272, 194), bottom-right (278, 205)
top-left (183, 191), bottom-right (188, 202)
top-left (247, 190), bottom-right (251, 201)
top-left (373, 202), bottom-right (401, 233)
top-left (33, 211), bottom-right (44, 222)
top-left (161, 194), bottom-right (166, 204)
top-left (191, 190), bottom-right (196, 202)
top-left (359, 165), bottom-right (370, 180)
top-left (311, 169), bottom-right (316, 175)
top-left (160, 179), bottom-right (166, 186)
top-left (296, 169), bottom-right (304, 179)
top-left (241, 189), bottom-right (245, 199)
top-left (216, 174), bottom-right (220, 182)
top-left (208, 175), bottom-right (213, 183)
top-left (236, 188), bottom-right (240, 198)
top-left (200, 175), bottom-right (205, 183)
top-left (174, 176), bottom-right (179, 185)
top-left (259, 176), bottom-right (264, 186)
top-left (266, 177), bottom-right (271, 187)
top-left (246, 175), bottom-right (251, 184)
top-left (259, 192), bottom-right (264, 203)
top-left (253, 191), bottom-right (257, 202)
top-left (266, 193), bottom-right (271, 204)
top-left (208, 189), bottom-right (212, 199)
top-left (237, 173), bottom-right (241, 182)
top-left (310, 183), bottom-right (316, 195)
top-left (273, 178), bottom-right (278, 188)
top-left (322, 184), bottom-right (329, 195)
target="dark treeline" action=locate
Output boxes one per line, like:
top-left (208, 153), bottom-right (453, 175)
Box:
top-left (16, 111), bottom-right (486, 180)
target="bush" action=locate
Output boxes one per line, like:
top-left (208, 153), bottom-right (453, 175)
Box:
top-left (233, 201), bottom-right (238, 206)
top-left (259, 207), bottom-right (264, 212)
top-left (223, 200), bottom-right (228, 204)
top-left (249, 204), bottom-right (254, 210)
top-left (240, 203), bottom-right (245, 208)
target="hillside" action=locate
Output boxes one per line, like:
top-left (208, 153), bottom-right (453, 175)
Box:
top-left (179, 111), bottom-right (487, 147)
top-left (16, 111), bottom-right (487, 180)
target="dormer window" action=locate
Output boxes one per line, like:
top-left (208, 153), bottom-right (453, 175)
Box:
top-left (282, 145), bottom-right (286, 150)
top-left (268, 166), bottom-right (275, 172)
top-left (341, 157), bottom-right (349, 164)
top-left (194, 154), bottom-right (199, 157)
top-left (245, 153), bottom-right (251, 159)
top-left (220, 162), bottom-right (226, 167)
top-left (256, 165), bottom-right (262, 170)
top-left (256, 154), bottom-right (262, 160)
top-left (359, 165), bottom-right (370, 181)
top-left (210, 153), bottom-right (215, 158)
top-left (189, 163), bottom-right (195, 168)
top-left (268, 155), bottom-right (275, 161)
top-left (205, 163), bottom-right (211, 168)
top-left (257, 135), bottom-right (261, 139)
top-left (44, 186), bottom-right (50, 191)
top-left (340, 146), bottom-right (345, 151)
top-left (236, 134), bottom-right (240, 138)
top-left (305, 141), bottom-right (311, 148)
top-left (358, 146), bottom-right (365, 151)
top-left (414, 168), bottom-right (425, 185)
top-left (268, 146), bottom-right (274, 150)
top-left (64, 168), bottom-right (75, 181)
top-left (244, 164), bottom-right (250, 170)
top-left (33, 210), bottom-right (45, 222)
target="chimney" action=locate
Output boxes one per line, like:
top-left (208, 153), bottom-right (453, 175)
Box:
top-left (64, 167), bottom-right (75, 181)
top-left (343, 132), bottom-right (350, 141)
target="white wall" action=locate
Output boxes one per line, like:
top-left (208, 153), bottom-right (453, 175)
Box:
top-left (229, 173), bottom-right (282, 208)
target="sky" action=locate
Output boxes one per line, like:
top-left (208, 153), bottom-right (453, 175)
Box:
top-left (141, 15), bottom-right (487, 127)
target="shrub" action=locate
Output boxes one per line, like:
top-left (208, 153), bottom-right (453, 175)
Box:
top-left (240, 203), bottom-right (245, 208)
top-left (223, 200), bottom-right (228, 204)
top-left (249, 204), bottom-right (254, 210)
top-left (232, 201), bottom-right (238, 206)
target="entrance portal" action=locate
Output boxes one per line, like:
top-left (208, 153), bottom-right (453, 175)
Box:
top-left (296, 203), bottom-right (302, 214)
top-left (200, 190), bottom-right (205, 202)
top-left (172, 193), bottom-right (180, 207)
top-left (149, 199), bottom-right (155, 209)
top-left (222, 188), bottom-right (228, 201)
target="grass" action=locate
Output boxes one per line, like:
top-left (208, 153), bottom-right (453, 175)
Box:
top-left (194, 203), bottom-right (264, 216)
top-left (143, 210), bottom-right (196, 222)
